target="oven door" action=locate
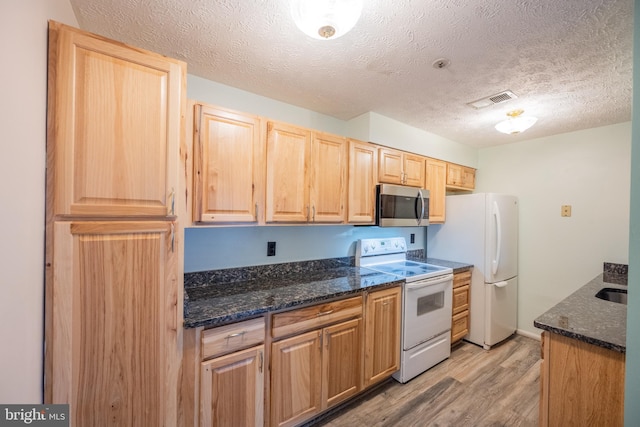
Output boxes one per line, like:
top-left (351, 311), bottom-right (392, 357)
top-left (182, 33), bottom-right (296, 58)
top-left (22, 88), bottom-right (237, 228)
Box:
top-left (403, 274), bottom-right (453, 350)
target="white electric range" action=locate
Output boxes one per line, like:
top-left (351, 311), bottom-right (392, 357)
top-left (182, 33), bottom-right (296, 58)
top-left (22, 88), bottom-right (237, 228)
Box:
top-left (356, 237), bottom-right (453, 383)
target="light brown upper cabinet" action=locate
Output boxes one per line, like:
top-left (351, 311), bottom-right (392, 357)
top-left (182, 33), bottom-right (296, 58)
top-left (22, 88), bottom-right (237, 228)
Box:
top-left (266, 121), bottom-right (346, 223)
top-left (347, 139), bottom-right (378, 224)
top-left (47, 21), bottom-right (184, 218)
top-left (425, 158), bottom-right (447, 223)
top-left (193, 104), bottom-right (264, 223)
top-left (266, 121), bottom-right (311, 222)
top-left (311, 132), bottom-right (348, 223)
top-left (378, 147), bottom-right (426, 187)
top-left (446, 163), bottom-right (476, 190)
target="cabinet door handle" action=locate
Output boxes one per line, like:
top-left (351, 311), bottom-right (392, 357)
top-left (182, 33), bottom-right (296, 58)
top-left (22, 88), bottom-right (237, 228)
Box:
top-left (316, 310), bottom-right (334, 317)
top-left (312, 206), bottom-right (316, 222)
top-left (170, 222), bottom-right (175, 253)
top-left (169, 188), bottom-right (175, 216)
top-left (226, 331), bottom-right (246, 340)
top-left (258, 350), bottom-right (263, 373)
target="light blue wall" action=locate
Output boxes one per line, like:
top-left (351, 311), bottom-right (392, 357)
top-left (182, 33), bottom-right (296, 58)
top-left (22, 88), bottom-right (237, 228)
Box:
top-left (185, 225), bottom-right (426, 272)
top-left (624, 0), bottom-right (640, 424)
top-left (188, 75), bottom-right (349, 136)
top-left (187, 75), bottom-right (478, 165)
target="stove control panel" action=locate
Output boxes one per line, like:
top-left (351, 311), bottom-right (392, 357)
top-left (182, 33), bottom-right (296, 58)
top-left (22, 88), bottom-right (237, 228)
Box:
top-left (357, 237), bottom-right (407, 257)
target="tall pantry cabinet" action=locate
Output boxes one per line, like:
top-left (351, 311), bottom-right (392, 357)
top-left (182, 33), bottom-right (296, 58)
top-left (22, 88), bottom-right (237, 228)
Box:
top-left (44, 21), bottom-right (186, 426)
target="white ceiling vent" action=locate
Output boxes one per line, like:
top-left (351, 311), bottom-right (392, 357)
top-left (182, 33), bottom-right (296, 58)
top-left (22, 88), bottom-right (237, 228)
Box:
top-left (467, 90), bottom-right (518, 109)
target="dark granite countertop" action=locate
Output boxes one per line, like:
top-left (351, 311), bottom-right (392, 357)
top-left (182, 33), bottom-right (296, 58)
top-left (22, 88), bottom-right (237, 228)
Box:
top-left (533, 272), bottom-right (627, 353)
top-left (183, 264), bottom-right (403, 329)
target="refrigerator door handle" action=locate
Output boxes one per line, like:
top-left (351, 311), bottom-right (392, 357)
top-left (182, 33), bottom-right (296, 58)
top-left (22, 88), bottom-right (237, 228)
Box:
top-left (492, 201), bottom-right (502, 275)
top-left (493, 281), bottom-right (508, 288)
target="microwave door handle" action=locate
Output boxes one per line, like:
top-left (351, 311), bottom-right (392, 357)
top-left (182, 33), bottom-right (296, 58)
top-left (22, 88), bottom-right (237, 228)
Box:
top-left (416, 189), bottom-right (425, 225)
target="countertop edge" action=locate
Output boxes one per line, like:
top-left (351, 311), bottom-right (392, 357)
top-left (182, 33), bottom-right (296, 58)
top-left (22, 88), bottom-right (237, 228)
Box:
top-left (533, 320), bottom-right (626, 353)
top-left (183, 277), bottom-right (404, 329)
top-left (533, 273), bottom-right (627, 354)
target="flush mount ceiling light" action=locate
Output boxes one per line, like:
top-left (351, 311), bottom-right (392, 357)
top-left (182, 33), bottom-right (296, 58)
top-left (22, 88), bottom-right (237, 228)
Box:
top-left (290, 0), bottom-right (363, 40)
top-left (495, 109), bottom-right (538, 135)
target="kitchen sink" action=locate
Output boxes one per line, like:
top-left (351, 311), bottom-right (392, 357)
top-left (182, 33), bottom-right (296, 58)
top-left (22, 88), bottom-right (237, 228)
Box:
top-left (595, 288), bottom-right (627, 305)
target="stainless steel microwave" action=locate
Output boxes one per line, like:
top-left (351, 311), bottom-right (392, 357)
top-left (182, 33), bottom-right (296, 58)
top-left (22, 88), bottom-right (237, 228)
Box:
top-left (376, 184), bottom-right (430, 227)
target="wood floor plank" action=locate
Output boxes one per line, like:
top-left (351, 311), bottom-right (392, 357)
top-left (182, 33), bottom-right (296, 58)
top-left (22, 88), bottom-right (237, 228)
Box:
top-left (312, 334), bottom-right (540, 427)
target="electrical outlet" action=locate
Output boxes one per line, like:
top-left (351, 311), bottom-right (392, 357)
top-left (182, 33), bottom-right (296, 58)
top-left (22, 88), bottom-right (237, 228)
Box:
top-left (561, 205), bottom-right (572, 217)
top-left (267, 241), bottom-right (276, 256)
top-left (410, 233), bottom-right (415, 244)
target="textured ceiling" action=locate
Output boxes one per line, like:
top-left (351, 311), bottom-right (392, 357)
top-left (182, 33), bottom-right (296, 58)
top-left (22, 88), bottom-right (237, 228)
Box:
top-left (69, 0), bottom-right (633, 148)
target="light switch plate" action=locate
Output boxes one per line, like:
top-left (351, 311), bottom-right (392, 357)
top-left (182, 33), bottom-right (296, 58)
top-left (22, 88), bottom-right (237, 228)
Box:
top-left (561, 205), bottom-right (572, 217)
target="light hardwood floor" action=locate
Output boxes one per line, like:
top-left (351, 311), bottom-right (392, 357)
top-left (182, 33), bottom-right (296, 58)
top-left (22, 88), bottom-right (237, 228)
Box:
top-left (312, 334), bottom-right (540, 427)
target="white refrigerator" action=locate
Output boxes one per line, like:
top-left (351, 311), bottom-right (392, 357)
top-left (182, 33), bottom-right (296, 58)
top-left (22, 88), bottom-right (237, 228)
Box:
top-left (427, 193), bottom-right (518, 349)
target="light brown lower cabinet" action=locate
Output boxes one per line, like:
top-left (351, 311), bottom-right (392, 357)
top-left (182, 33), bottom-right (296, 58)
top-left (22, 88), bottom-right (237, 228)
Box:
top-left (539, 331), bottom-right (625, 427)
top-left (184, 287), bottom-right (401, 427)
top-left (451, 270), bottom-right (471, 344)
top-left (271, 323), bottom-right (365, 427)
top-left (189, 317), bottom-right (266, 427)
top-left (46, 221), bottom-right (181, 426)
top-left (270, 298), bottom-right (363, 427)
top-left (271, 330), bottom-right (323, 427)
top-left (200, 345), bottom-right (264, 427)
top-left (364, 286), bottom-right (402, 386)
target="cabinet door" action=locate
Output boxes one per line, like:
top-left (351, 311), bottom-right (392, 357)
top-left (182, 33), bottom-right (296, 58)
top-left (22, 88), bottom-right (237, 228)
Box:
top-left (364, 287), bottom-right (401, 386)
top-left (310, 132), bottom-right (347, 223)
top-left (544, 332), bottom-right (625, 426)
top-left (446, 163), bottom-right (464, 188)
top-left (446, 163), bottom-right (476, 190)
top-left (462, 166), bottom-right (476, 189)
top-left (47, 221), bottom-right (179, 426)
top-left (378, 147), bottom-right (404, 184)
top-left (271, 330), bottom-right (323, 427)
top-left (451, 310), bottom-right (469, 343)
top-left (322, 318), bottom-right (363, 409)
top-left (403, 153), bottom-right (426, 187)
top-left (266, 121), bottom-right (311, 222)
top-left (452, 285), bottom-right (470, 315)
top-left (47, 22), bottom-right (185, 217)
top-left (194, 104), bottom-right (263, 223)
top-left (347, 139), bottom-right (378, 224)
top-left (200, 345), bottom-right (264, 427)
top-left (425, 158), bottom-right (447, 223)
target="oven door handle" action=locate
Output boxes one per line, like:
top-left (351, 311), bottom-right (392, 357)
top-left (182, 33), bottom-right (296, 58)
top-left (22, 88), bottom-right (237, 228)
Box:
top-left (405, 273), bottom-right (453, 290)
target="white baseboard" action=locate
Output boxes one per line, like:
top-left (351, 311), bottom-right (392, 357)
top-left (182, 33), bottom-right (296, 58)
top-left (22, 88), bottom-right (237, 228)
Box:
top-left (516, 328), bottom-right (541, 341)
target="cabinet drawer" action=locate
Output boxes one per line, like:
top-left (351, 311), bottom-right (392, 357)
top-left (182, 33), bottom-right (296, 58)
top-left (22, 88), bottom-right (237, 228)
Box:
top-left (453, 270), bottom-right (471, 288)
top-left (202, 317), bottom-right (265, 360)
top-left (452, 285), bottom-right (470, 314)
top-left (272, 296), bottom-right (363, 339)
top-left (451, 310), bottom-right (469, 343)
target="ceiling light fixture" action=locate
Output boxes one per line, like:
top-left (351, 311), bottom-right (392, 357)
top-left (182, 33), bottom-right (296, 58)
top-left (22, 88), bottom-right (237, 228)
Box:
top-left (495, 109), bottom-right (538, 135)
top-left (290, 0), bottom-right (363, 40)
